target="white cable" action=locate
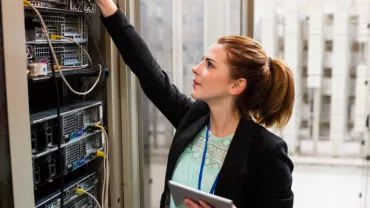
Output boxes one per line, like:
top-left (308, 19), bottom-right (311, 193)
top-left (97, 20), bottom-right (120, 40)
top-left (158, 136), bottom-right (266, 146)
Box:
top-left (83, 190), bottom-right (102, 208)
top-left (26, 4), bottom-right (102, 96)
top-left (101, 130), bottom-right (110, 208)
top-left (105, 130), bottom-right (109, 208)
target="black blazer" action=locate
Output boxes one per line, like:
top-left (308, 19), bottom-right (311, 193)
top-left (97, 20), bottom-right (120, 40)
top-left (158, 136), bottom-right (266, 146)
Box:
top-left (102, 9), bottom-right (294, 208)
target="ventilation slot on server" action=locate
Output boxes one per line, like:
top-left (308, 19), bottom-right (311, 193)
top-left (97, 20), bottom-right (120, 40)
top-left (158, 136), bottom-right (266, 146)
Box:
top-left (63, 113), bottom-right (79, 135)
top-left (80, 139), bottom-right (86, 157)
top-left (77, 111), bottom-right (84, 129)
top-left (66, 142), bottom-right (80, 165)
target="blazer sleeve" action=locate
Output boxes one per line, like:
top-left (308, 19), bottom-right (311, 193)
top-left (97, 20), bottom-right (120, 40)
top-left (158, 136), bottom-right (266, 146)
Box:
top-left (101, 9), bottom-right (193, 128)
top-left (259, 140), bottom-right (294, 208)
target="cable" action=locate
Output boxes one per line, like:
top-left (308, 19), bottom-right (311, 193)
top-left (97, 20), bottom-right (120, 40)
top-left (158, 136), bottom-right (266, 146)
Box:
top-left (23, 0), bottom-right (102, 96)
top-left (48, 37), bottom-right (65, 208)
top-left (76, 188), bottom-right (102, 208)
top-left (92, 124), bottom-right (109, 208)
top-left (102, 130), bottom-right (109, 208)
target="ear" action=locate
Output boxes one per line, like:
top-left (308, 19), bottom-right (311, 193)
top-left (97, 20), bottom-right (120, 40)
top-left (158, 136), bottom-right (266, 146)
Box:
top-left (229, 78), bottom-right (247, 96)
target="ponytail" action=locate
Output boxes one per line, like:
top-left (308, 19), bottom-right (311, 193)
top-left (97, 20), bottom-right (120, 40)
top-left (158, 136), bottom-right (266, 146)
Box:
top-left (254, 58), bottom-right (295, 129)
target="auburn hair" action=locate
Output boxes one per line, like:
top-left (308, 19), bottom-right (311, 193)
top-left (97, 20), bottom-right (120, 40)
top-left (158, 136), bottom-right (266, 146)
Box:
top-left (217, 36), bottom-right (295, 129)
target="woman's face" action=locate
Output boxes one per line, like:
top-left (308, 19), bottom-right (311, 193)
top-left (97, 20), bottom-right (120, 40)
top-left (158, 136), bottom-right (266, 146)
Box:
top-left (191, 43), bottom-right (245, 102)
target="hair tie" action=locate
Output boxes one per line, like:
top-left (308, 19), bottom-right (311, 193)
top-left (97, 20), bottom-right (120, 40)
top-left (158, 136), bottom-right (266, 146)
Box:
top-left (268, 57), bottom-right (274, 71)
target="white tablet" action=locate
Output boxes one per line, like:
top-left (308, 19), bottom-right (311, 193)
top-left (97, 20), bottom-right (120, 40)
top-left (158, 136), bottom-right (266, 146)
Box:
top-left (168, 180), bottom-right (234, 208)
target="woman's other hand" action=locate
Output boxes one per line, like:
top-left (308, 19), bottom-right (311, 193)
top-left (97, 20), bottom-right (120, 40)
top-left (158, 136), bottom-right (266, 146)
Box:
top-left (184, 198), bottom-right (237, 208)
top-left (184, 198), bottom-right (212, 208)
top-left (96, 0), bottom-right (118, 17)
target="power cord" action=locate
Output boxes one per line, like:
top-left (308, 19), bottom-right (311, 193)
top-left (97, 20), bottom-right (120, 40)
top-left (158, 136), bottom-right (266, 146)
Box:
top-left (49, 40), bottom-right (65, 208)
top-left (24, 0), bottom-right (103, 96)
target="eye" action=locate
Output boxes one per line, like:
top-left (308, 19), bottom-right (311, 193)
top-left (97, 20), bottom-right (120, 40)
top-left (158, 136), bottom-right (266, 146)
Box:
top-left (207, 61), bottom-right (213, 68)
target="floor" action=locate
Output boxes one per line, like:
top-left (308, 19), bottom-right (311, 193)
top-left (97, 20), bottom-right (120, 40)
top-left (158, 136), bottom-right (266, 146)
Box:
top-left (148, 162), bottom-right (370, 208)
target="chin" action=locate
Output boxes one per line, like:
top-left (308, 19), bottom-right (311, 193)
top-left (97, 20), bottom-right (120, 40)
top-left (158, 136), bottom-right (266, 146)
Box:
top-left (191, 91), bottom-right (201, 100)
top-left (190, 91), bottom-right (197, 99)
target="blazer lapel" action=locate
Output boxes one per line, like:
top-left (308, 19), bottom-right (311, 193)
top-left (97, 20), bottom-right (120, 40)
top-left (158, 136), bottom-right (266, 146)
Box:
top-left (214, 119), bottom-right (255, 205)
top-left (165, 113), bottom-right (210, 182)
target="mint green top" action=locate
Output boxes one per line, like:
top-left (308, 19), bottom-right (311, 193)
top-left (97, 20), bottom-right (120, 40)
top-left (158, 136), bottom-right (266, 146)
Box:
top-left (170, 125), bottom-right (234, 208)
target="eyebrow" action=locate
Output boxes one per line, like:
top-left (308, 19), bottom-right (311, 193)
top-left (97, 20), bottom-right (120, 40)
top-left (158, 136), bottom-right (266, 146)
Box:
top-left (203, 56), bottom-right (217, 64)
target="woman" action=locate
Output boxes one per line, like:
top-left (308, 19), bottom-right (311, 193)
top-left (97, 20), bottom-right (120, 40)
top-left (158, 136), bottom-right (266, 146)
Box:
top-left (97, 0), bottom-right (294, 208)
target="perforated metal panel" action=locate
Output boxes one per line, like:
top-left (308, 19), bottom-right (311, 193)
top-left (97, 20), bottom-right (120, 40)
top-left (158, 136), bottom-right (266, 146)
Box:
top-left (25, 10), bottom-right (88, 43)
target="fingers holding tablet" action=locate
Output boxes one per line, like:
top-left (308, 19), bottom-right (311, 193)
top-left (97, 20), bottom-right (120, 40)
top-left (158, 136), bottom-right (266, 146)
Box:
top-left (184, 198), bottom-right (213, 208)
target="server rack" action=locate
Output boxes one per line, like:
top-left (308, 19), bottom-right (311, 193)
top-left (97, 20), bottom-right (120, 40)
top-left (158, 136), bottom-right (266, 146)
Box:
top-left (24, 1), bottom-right (105, 207)
top-left (1, 0), bottom-right (144, 207)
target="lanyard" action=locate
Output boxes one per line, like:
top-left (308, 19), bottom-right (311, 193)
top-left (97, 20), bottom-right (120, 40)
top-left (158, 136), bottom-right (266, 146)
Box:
top-left (198, 123), bottom-right (220, 194)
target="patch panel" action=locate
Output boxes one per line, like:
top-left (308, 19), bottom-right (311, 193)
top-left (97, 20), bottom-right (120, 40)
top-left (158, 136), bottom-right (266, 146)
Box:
top-left (35, 172), bottom-right (98, 208)
top-left (32, 131), bottom-right (103, 186)
top-left (30, 101), bottom-right (103, 151)
top-left (26, 0), bottom-right (96, 14)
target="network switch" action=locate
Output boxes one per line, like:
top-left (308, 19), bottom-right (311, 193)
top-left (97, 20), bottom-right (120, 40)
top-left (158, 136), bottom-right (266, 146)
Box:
top-left (35, 172), bottom-right (98, 208)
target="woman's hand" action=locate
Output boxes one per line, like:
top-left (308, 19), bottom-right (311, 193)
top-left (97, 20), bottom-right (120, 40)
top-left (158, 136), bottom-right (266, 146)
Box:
top-left (184, 198), bottom-right (212, 208)
top-left (95, 0), bottom-right (118, 17)
top-left (184, 198), bottom-right (237, 208)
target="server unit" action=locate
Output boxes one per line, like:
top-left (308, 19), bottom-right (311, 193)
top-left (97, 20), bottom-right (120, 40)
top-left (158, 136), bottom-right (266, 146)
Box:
top-left (30, 101), bottom-right (103, 152)
top-left (35, 172), bottom-right (99, 208)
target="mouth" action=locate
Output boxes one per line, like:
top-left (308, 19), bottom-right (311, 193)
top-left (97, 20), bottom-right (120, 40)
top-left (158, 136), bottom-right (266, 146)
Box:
top-left (193, 80), bottom-right (201, 86)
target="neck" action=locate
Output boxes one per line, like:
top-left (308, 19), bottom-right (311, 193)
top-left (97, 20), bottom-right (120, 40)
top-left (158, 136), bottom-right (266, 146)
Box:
top-left (207, 99), bottom-right (240, 138)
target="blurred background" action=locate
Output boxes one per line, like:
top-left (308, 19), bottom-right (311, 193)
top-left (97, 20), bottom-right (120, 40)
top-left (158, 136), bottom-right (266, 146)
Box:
top-left (137, 0), bottom-right (370, 207)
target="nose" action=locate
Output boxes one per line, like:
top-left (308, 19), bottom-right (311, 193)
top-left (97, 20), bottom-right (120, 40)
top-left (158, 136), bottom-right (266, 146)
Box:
top-left (192, 61), bottom-right (202, 75)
